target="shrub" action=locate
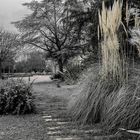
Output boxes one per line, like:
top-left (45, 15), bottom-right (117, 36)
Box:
top-left (0, 79), bottom-right (36, 115)
top-left (64, 63), bottom-right (84, 84)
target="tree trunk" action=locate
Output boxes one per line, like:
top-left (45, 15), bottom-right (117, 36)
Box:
top-left (58, 58), bottom-right (64, 73)
top-left (57, 58), bottom-right (64, 81)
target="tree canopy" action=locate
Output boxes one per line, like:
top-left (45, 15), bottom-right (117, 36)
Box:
top-left (14, 0), bottom-right (83, 72)
top-left (14, 0), bottom-right (140, 73)
top-left (15, 51), bottom-right (46, 73)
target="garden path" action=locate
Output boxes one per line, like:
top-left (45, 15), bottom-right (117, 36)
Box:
top-left (33, 79), bottom-right (111, 140)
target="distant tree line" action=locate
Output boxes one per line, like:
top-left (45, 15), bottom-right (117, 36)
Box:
top-left (15, 51), bottom-right (46, 73)
top-left (0, 29), bottom-right (19, 78)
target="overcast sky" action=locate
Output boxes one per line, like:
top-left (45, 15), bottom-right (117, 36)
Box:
top-left (0, 0), bottom-right (33, 32)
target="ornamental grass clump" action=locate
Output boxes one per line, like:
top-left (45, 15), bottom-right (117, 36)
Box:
top-left (68, 64), bottom-right (104, 124)
top-left (102, 77), bottom-right (140, 132)
top-left (69, 0), bottom-right (124, 125)
top-left (98, 0), bottom-right (126, 83)
top-left (0, 79), bottom-right (36, 115)
top-left (70, 77), bottom-right (120, 124)
top-left (69, 0), bottom-right (140, 134)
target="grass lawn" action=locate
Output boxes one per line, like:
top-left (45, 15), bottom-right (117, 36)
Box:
top-left (0, 115), bottom-right (48, 140)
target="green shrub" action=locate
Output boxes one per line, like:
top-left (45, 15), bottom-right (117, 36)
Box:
top-left (0, 79), bottom-right (36, 115)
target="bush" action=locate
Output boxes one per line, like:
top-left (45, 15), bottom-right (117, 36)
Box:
top-left (64, 63), bottom-right (84, 84)
top-left (0, 79), bottom-right (36, 115)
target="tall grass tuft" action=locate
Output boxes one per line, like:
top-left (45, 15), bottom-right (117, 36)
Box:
top-left (68, 1), bottom-right (140, 135)
top-left (70, 79), bottom-right (120, 124)
top-left (69, 0), bottom-right (124, 124)
top-left (102, 78), bottom-right (140, 132)
top-left (98, 0), bottom-right (127, 83)
top-left (68, 65), bottom-right (102, 124)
